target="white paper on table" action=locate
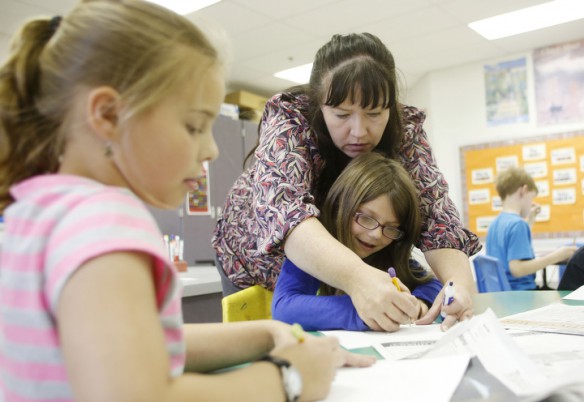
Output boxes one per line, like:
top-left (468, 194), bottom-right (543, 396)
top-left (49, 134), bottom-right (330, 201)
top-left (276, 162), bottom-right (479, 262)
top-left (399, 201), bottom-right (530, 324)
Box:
top-left (511, 332), bottom-right (584, 402)
top-left (563, 285), bottom-right (584, 300)
top-left (511, 331), bottom-right (584, 378)
top-left (324, 354), bottom-right (470, 402)
top-left (500, 303), bottom-right (584, 336)
top-left (320, 323), bottom-right (443, 350)
top-left (397, 309), bottom-right (548, 396)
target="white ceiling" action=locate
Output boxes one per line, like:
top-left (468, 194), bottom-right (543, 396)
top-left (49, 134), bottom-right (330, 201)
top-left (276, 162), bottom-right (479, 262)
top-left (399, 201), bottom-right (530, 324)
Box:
top-left (1, 0), bottom-right (584, 97)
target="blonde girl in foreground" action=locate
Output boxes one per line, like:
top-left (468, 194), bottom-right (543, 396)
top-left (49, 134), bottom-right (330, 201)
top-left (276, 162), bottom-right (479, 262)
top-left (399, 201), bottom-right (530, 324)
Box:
top-left (0, 1), bottom-right (374, 401)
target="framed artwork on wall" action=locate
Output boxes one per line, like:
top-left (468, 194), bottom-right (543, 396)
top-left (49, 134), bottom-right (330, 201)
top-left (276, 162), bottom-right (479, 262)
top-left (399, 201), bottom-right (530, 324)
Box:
top-left (185, 161), bottom-right (211, 216)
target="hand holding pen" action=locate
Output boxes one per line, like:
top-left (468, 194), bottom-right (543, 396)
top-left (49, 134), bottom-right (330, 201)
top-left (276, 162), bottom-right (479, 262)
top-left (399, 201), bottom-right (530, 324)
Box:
top-left (387, 267), bottom-right (401, 292)
top-left (291, 323), bottom-right (306, 343)
top-left (440, 281), bottom-right (455, 320)
top-left (387, 267), bottom-right (417, 325)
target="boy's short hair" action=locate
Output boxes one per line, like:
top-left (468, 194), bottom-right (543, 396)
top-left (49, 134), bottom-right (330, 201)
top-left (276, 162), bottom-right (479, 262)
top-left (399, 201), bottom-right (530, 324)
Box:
top-left (495, 167), bottom-right (538, 200)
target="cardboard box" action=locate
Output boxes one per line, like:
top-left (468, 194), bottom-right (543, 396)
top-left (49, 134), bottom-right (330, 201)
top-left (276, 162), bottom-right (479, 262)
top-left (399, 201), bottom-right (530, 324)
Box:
top-left (225, 90), bottom-right (268, 111)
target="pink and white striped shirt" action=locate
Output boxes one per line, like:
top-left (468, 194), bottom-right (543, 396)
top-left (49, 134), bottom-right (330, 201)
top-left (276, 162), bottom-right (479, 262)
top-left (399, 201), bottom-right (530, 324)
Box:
top-left (0, 174), bottom-right (185, 402)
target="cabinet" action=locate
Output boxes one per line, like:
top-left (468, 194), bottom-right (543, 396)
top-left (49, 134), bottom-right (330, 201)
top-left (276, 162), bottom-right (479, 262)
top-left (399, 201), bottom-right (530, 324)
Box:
top-left (148, 115), bottom-right (258, 264)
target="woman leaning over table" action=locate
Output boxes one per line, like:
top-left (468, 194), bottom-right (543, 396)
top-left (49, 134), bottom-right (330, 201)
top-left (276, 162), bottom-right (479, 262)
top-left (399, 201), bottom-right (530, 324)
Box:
top-left (213, 32), bottom-right (481, 332)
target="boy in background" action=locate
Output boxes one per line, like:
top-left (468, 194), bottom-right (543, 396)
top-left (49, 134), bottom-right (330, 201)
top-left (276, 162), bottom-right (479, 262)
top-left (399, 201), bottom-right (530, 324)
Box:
top-left (486, 167), bottom-right (577, 290)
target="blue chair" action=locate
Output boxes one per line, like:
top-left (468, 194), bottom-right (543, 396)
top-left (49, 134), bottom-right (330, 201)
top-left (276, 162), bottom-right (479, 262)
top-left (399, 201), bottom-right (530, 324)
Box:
top-left (473, 255), bottom-right (511, 293)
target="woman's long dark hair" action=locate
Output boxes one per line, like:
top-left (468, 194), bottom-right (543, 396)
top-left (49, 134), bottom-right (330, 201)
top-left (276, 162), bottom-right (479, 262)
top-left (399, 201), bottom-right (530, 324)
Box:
top-left (244, 33), bottom-right (404, 205)
top-left (307, 33), bottom-right (404, 208)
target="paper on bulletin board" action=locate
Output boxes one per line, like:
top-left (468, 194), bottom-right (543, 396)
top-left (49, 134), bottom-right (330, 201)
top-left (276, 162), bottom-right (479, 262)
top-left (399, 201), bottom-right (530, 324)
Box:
top-left (535, 180), bottom-right (550, 197)
top-left (553, 168), bottom-right (577, 185)
top-left (496, 155), bottom-right (519, 172)
top-left (476, 216), bottom-right (497, 233)
top-left (469, 189), bottom-right (490, 205)
top-left (552, 188), bottom-right (576, 205)
top-left (186, 161), bottom-right (211, 215)
top-left (551, 147), bottom-right (576, 165)
top-left (492, 196), bottom-right (502, 211)
top-left (523, 143), bottom-right (546, 161)
top-left (471, 168), bottom-right (494, 184)
top-left (524, 161), bottom-right (548, 178)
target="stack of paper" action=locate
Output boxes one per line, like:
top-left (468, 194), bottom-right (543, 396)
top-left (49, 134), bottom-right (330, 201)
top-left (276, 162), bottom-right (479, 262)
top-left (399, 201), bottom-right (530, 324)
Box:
top-left (322, 308), bottom-right (584, 402)
top-left (500, 303), bottom-right (584, 336)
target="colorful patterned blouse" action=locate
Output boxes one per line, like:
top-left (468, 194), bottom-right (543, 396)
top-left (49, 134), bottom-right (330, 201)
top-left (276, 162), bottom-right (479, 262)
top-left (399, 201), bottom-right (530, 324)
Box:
top-left (212, 92), bottom-right (481, 290)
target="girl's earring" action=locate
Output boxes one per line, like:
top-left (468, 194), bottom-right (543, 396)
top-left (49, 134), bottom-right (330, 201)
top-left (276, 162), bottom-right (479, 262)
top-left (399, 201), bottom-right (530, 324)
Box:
top-left (104, 142), bottom-right (113, 158)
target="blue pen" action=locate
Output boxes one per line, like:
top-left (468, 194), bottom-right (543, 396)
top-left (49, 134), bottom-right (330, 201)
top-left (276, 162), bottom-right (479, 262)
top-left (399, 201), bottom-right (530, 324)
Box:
top-left (440, 281), bottom-right (455, 320)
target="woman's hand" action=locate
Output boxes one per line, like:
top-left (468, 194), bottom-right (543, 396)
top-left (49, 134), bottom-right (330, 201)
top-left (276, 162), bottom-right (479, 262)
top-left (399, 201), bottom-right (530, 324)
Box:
top-left (416, 249), bottom-right (476, 330)
top-left (348, 267), bottom-right (419, 332)
top-left (416, 282), bottom-right (473, 330)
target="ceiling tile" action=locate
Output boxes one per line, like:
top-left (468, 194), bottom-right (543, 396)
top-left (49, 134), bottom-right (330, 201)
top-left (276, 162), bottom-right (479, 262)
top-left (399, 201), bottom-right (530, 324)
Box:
top-left (237, 39), bottom-right (322, 75)
top-left (439, 0), bottom-right (551, 22)
top-left (230, 21), bottom-right (317, 63)
top-left (230, 0), bottom-right (337, 20)
top-left (283, 0), bottom-right (429, 38)
top-left (189, 1), bottom-right (272, 36)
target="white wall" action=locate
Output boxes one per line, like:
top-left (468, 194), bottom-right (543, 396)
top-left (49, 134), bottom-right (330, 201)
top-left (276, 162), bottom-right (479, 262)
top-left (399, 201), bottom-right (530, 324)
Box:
top-left (404, 49), bottom-right (584, 250)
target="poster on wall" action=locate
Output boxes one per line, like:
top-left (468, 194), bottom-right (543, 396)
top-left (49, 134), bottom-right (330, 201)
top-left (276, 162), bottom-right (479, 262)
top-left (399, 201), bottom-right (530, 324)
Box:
top-left (484, 57), bottom-right (529, 126)
top-left (186, 161), bottom-right (211, 215)
top-left (534, 39), bottom-right (584, 125)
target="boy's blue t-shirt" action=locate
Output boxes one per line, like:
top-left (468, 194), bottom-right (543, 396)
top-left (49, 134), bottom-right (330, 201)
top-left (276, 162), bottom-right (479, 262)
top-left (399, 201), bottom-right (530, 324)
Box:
top-left (486, 211), bottom-right (536, 290)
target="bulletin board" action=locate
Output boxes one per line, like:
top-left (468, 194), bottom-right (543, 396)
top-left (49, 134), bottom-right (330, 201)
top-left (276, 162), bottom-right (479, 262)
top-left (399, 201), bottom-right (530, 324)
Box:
top-left (460, 131), bottom-right (584, 238)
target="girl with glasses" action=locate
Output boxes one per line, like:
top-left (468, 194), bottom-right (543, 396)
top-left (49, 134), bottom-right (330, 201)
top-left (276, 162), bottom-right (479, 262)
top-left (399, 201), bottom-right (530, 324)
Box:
top-left (0, 2), bottom-right (374, 400)
top-left (272, 153), bottom-right (442, 331)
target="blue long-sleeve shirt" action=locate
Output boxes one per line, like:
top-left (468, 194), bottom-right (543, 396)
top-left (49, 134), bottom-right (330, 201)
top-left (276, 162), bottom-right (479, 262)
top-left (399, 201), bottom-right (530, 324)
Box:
top-left (272, 259), bottom-right (443, 331)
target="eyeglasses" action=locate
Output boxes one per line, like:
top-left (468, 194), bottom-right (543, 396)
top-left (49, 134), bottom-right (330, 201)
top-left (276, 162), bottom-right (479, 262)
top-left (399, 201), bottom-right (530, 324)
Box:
top-left (354, 212), bottom-right (404, 240)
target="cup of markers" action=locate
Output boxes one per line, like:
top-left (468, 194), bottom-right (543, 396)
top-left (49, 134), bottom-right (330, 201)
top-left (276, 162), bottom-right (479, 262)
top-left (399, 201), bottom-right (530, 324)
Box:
top-left (163, 234), bottom-right (187, 272)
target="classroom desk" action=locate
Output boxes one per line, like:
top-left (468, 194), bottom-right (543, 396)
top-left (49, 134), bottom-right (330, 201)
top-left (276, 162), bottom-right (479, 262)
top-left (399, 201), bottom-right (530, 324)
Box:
top-left (179, 266), bottom-right (223, 323)
top-left (471, 289), bottom-right (581, 315)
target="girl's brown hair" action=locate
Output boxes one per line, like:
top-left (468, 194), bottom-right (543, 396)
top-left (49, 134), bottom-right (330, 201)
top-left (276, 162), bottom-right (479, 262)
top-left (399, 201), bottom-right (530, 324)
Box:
top-left (319, 152), bottom-right (431, 295)
top-left (0, 0), bottom-right (218, 213)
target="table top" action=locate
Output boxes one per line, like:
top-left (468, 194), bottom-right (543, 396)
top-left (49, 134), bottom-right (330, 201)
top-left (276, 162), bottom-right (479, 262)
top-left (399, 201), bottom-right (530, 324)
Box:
top-left (179, 266), bottom-right (222, 297)
top-left (472, 289), bottom-right (583, 317)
